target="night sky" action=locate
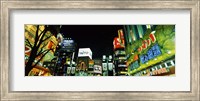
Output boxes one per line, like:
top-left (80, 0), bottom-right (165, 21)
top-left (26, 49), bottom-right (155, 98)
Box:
top-left (60, 25), bottom-right (123, 59)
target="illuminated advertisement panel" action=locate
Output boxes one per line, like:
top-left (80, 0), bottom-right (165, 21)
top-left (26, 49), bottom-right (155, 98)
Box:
top-left (113, 37), bottom-right (124, 50)
top-left (60, 38), bottom-right (76, 52)
top-left (140, 43), bottom-right (162, 64)
top-left (78, 48), bottom-right (92, 59)
top-left (62, 39), bottom-right (74, 46)
top-left (118, 29), bottom-right (125, 46)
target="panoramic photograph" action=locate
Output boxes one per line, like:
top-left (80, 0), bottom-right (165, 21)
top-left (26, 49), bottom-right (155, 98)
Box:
top-left (25, 25), bottom-right (175, 76)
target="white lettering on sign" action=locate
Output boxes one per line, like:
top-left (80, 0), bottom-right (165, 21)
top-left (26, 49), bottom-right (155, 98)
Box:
top-left (63, 40), bottom-right (74, 43)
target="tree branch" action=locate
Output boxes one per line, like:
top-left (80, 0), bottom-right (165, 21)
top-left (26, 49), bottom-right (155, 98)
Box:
top-left (38, 26), bottom-right (47, 39)
top-left (36, 26), bottom-right (49, 48)
top-left (42, 35), bottom-right (52, 42)
top-left (34, 25), bottom-right (40, 45)
top-left (25, 39), bottom-right (32, 48)
top-left (33, 49), bottom-right (51, 68)
top-left (36, 48), bottom-right (48, 58)
top-left (36, 35), bottom-right (53, 58)
top-left (37, 42), bottom-right (49, 56)
top-left (41, 42), bottom-right (49, 50)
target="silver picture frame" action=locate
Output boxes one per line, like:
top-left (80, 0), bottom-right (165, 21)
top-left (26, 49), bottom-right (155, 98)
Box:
top-left (1, 0), bottom-right (199, 100)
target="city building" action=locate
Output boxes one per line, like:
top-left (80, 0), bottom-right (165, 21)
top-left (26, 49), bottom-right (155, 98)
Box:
top-left (113, 29), bottom-right (128, 76)
top-left (76, 48), bottom-right (92, 76)
top-left (53, 37), bottom-right (76, 76)
top-left (123, 25), bottom-right (175, 76)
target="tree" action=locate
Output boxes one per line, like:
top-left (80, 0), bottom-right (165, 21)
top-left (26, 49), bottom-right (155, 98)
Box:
top-left (25, 25), bottom-right (61, 76)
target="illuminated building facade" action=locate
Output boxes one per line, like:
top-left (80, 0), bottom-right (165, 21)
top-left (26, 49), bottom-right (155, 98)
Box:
top-left (76, 48), bottom-right (92, 76)
top-left (25, 25), bottom-right (59, 76)
top-left (113, 29), bottom-right (128, 76)
top-left (123, 25), bottom-right (175, 76)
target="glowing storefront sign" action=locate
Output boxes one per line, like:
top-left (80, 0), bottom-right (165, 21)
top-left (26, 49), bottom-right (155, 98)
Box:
top-left (140, 43), bottom-right (162, 64)
top-left (138, 31), bottom-right (156, 52)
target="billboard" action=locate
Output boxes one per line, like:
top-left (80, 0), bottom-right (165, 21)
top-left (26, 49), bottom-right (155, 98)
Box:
top-left (60, 38), bottom-right (75, 52)
top-left (62, 38), bottom-right (74, 47)
top-left (78, 48), bottom-right (92, 59)
top-left (113, 37), bottom-right (125, 50)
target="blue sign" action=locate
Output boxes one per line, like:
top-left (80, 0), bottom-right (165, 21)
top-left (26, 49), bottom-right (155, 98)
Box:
top-left (140, 44), bottom-right (161, 64)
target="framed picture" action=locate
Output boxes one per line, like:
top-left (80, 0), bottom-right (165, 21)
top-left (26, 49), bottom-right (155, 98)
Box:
top-left (1, 0), bottom-right (199, 100)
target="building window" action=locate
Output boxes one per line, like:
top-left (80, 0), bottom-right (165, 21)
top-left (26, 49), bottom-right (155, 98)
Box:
top-left (166, 62), bottom-right (173, 67)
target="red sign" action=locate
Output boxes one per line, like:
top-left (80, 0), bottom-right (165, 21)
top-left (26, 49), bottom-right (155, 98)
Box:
top-left (138, 31), bottom-right (156, 52)
top-left (113, 37), bottom-right (124, 50)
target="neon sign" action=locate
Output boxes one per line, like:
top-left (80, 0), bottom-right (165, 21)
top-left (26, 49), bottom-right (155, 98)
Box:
top-left (138, 31), bottom-right (156, 52)
top-left (118, 29), bottom-right (125, 46)
top-left (140, 43), bottom-right (162, 64)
